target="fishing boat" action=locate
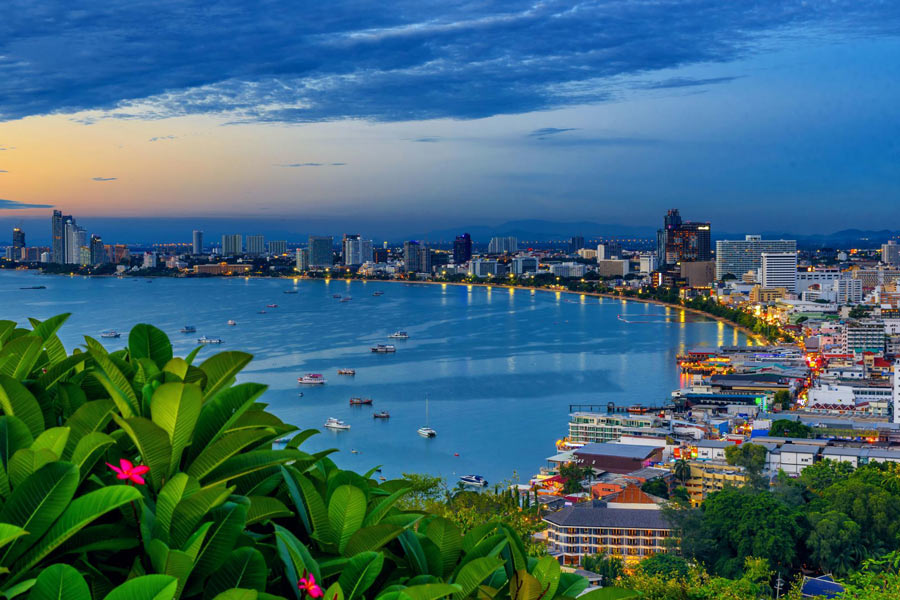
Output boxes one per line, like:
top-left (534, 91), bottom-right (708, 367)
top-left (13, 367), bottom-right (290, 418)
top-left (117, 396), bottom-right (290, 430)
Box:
top-left (371, 344), bottom-right (396, 353)
top-left (388, 331), bottom-right (409, 339)
top-left (266, 303), bottom-right (278, 308)
top-left (324, 417), bottom-right (350, 431)
top-left (459, 475), bottom-right (488, 487)
top-left (417, 394), bottom-right (436, 438)
top-left (227, 320), bottom-right (237, 326)
top-left (100, 330), bottom-right (121, 338)
top-left (337, 368), bottom-right (356, 375)
top-left (180, 325), bottom-right (197, 333)
top-left (298, 373), bottom-right (326, 385)
top-left (373, 411), bottom-right (390, 419)
top-left (349, 397), bottom-right (373, 405)
top-left (197, 336), bottom-right (223, 344)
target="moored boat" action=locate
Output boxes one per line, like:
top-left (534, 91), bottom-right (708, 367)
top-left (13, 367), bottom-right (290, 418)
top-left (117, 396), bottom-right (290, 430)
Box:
top-left (333, 294), bottom-right (342, 299)
top-left (298, 373), bottom-right (326, 384)
top-left (337, 368), bottom-right (356, 375)
top-left (180, 325), bottom-right (197, 333)
top-left (373, 411), bottom-right (390, 419)
top-left (373, 291), bottom-right (384, 296)
top-left (197, 336), bottom-right (223, 344)
top-left (388, 331), bottom-right (409, 339)
top-left (227, 319), bottom-right (237, 326)
top-left (417, 426), bottom-right (437, 438)
top-left (371, 344), bottom-right (396, 353)
top-left (100, 330), bottom-right (121, 338)
top-left (340, 296), bottom-right (352, 302)
top-left (349, 397), bottom-right (373, 405)
top-left (283, 290), bottom-right (298, 294)
top-left (626, 405), bottom-right (649, 414)
top-left (266, 303), bottom-right (278, 308)
top-left (19, 285), bottom-right (46, 290)
top-left (459, 475), bottom-right (488, 487)
top-left (324, 417), bottom-right (350, 430)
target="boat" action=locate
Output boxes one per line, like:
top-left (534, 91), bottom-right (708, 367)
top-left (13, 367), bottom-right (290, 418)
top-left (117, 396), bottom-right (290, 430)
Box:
top-left (388, 331), bottom-right (409, 339)
top-left (459, 475), bottom-right (488, 487)
top-left (349, 397), bottom-right (373, 405)
top-left (373, 291), bottom-right (384, 296)
top-left (266, 303), bottom-right (278, 308)
top-left (332, 294), bottom-right (342, 299)
top-left (19, 285), bottom-right (46, 290)
top-left (371, 344), bottom-right (396, 353)
top-left (324, 417), bottom-right (350, 431)
top-left (417, 394), bottom-right (436, 438)
top-left (283, 290), bottom-right (298, 294)
top-left (100, 330), bottom-right (121, 338)
top-left (227, 320), bottom-right (237, 326)
top-left (337, 368), bottom-right (356, 375)
top-left (340, 296), bottom-right (352, 302)
top-left (298, 373), bottom-right (326, 385)
top-left (257, 310), bottom-right (267, 314)
top-left (198, 336), bottom-right (223, 344)
top-left (297, 392), bottom-right (304, 398)
top-left (373, 411), bottom-right (390, 419)
top-left (626, 405), bottom-right (650, 414)
top-left (180, 325), bottom-right (197, 333)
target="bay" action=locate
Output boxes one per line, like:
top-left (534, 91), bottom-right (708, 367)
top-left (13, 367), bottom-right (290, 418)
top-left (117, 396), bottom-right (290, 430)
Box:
top-left (0, 270), bottom-right (750, 484)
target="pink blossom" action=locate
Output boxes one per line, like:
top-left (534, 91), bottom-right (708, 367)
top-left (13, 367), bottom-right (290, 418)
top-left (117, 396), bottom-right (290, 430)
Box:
top-left (298, 573), bottom-right (323, 598)
top-left (106, 458), bottom-right (150, 485)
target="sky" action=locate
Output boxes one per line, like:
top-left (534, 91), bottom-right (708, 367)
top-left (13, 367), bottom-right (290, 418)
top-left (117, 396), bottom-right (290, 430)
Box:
top-left (1, 1), bottom-right (900, 243)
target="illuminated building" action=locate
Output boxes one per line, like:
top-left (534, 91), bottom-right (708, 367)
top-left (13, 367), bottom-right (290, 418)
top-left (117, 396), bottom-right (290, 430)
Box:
top-left (246, 234), bottom-right (265, 256)
top-left (715, 235), bottom-right (796, 280)
top-left (268, 240), bottom-right (287, 255)
top-left (193, 263), bottom-right (253, 275)
top-left (308, 236), bottom-right (334, 268)
top-left (487, 236), bottom-right (517, 254)
top-left (453, 233), bottom-right (472, 264)
top-left (760, 252), bottom-right (797, 293)
top-left (222, 234), bottom-right (242, 256)
top-left (192, 230), bottom-right (203, 255)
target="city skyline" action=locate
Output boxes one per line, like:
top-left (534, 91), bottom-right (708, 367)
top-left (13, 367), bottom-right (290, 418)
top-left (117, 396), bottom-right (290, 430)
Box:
top-left (0, 2), bottom-right (898, 233)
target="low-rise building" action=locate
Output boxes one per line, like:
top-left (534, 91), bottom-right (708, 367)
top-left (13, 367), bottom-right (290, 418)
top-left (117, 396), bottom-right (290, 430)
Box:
top-left (574, 443), bottom-right (664, 475)
top-left (568, 413), bottom-right (666, 444)
top-left (684, 462), bottom-right (748, 506)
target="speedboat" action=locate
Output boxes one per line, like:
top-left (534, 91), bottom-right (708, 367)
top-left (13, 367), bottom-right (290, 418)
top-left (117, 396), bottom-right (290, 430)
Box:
top-left (417, 426), bottom-right (437, 438)
top-left (298, 373), bottom-right (326, 384)
top-left (337, 368), bottom-right (356, 375)
top-left (227, 320), bottom-right (237, 326)
top-left (459, 475), bottom-right (488, 487)
top-left (197, 336), bottom-right (223, 344)
top-left (100, 330), bottom-right (121, 338)
top-left (373, 411), bottom-right (390, 419)
top-left (266, 303), bottom-right (278, 308)
top-left (180, 325), bottom-right (197, 333)
top-left (371, 344), bottom-right (396, 353)
top-left (349, 397), bottom-right (373, 405)
top-left (388, 331), bottom-right (409, 339)
top-left (324, 417), bottom-right (350, 431)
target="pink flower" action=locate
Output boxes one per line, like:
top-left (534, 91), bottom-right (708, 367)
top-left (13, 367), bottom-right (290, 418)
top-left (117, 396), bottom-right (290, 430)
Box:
top-left (298, 573), bottom-right (323, 598)
top-left (106, 458), bottom-right (150, 485)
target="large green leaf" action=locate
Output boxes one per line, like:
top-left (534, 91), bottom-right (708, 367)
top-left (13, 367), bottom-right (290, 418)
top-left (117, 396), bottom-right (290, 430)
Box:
top-left (150, 382), bottom-right (202, 475)
top-left (0, 524), bottom-right (27, 550)
top-left (202, 547), bottom-right (267, 600)
top-left (12, 484), bottom-right (143, 577)
top-left (210, 591), bottom-right (257, 600)
top-left (62, 399), bottom-right (115, 459)
top-left (576, 589), bottom-right (640, 600)
top-left (112, 415), bottom-right (172, 490)
top-left (344, 523), bottom-right (405, 556)
top-left (0, 337), bottom-right (43, 380)
top-left (451, 556), bottom-right (505, 600)
top-left (30, 428), bottom-right (69, 458)
top-left (274, 524), bottom-right (321, 598)
top-left (556, 573), bottom-right (589, 599)
top-left (0, 462), bottom-right (78, 566)
top-left (530, 556), bottom-right (561, 600)
top-left (189, 383), bottom-right (267, 462)
top-left (201, 449), bottom-right (306, 489)
top-left (89, 350), bottom-right (140, 417)
top-left (327, 485), bottom-right (367, 554)
top-left (362, 485), bottom-right (411, 528)
top-left (245, 496), bottom-right (292, 525)
top-left (8, 448), bottom-right (58, 489)
top-left (424, 518), bottom-right (462, 578)
top-left (337, 551), bottom-right (383, 600)
top-left (28, 315), bottom-right (70, 366)
top-left (169, 485), bottom-right (232, 550)
top-left (129, 324), bottom-right (174, 369)
top-left (402, 584), bottom-right (462, 600)
top-left (192, 498), bottom-right (250, 578)
top-left (509, 570), bottom-right (543, 600)
top-left (103, 575), bottom-right (179, 600)
top-left (147, 540), bottom-right (199, 600)
top-left (0, 376), bottom-right (44, 438)
top-left (187, 429), bottom-right (275, 480)
top-left (162, 358), bottom-right (189, 381)
top-left (70, 432), bottom-right (116, 481)
top-left (0, 416), bottom-right (34, 470)
top-left (27, 563), bottom-right (90, 600)
top-left (35, 353), bottom-right (89, 392)
top-left (0, 321), bottom-right (16, 346)
top-left (153, 473), bottom-right (198, 544)
top-left (197, 352), bottom-right (253, 401)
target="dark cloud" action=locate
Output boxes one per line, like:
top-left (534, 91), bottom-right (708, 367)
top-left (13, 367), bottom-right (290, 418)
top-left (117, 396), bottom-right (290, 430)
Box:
top-left (0, 169), bottom-right (7, 173)
top-left (0, 199), bottom-right (54, 209)
top-left (92, 176), bottom-right (118, 181)
top-left (0, 1), bottom-right (896, 123)
top-left (148, 135), bottom-right (177, 142)
top-left (528, 128), bottom-right (577, 138)
top-left (276, 163), bottom-right (323, 167)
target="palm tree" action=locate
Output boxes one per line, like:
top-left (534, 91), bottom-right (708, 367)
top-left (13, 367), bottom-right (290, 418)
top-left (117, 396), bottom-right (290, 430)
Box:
top-left (674, 458), bottom-right (691, 486)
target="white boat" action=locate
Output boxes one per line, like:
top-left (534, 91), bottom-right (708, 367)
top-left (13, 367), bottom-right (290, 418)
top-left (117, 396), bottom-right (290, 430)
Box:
top-left (298, 373), bottom-right (327, 384)
top-left (180, 325), bottom-right (196, 333)
top-left (197, 336), bottom-right (223, 344)
top-left (371, 344), bottom-right (396, 353)
top-left (418, 394), bottom-right (436, 438)
top-left (388, 331), bottom-right (409, 339)
top-left (324, 417), bottom-right (350, 431)
top-left (459, 475), bottom-right (488, 486)
top-left (227, 320), bottom-right (237, 326)
top-left (100, 330), bottom-right (121, 338)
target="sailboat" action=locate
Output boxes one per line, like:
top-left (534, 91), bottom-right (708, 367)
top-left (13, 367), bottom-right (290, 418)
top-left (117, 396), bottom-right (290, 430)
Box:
top-left (417, 393), bottom-right (437, 438)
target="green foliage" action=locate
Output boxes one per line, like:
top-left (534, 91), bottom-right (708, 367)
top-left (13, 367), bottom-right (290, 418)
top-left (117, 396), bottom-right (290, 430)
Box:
top-left (558, 462), bottom-right (592, 494)
top-left (773, 390), bottom-right (793, 411)
top-left (582, 553), bottom-right (625, 583)
top-left (724, 443), bottom-right (768, 489)
top-left (640, 478), bottom-right (669, 499)
top-left (769, 419), bottom-right (812, 438)
top-left (639, 554), bottom-right (690, 580)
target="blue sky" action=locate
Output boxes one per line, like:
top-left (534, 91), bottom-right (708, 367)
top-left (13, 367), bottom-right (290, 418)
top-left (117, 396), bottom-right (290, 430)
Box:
top-left (1, 0), bottom-right (899, 241)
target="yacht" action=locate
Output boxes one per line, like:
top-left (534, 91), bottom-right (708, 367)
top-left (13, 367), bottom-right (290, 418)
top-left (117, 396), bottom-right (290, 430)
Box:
top-left (373, 411), bottom-right (390, 419)
top-left (371, 344), bottom-right (396, 353)
top-left (100, 330), bottom-right (121, 339)
top-left (197, 336), bottom-right (223, 344)
top-left (324, 417), bottom-right (350, 431)
top-left (349, 397), bottom-right (373, 405)
top-left (337, 368), bottom-right (356, 375)
top-left (459, 475), bottom-right (488, 487)
top-left (417, 394), bottom-right (436, 438)
top-left (388, 331), bottom-right (409, 339)
top-left (227, 320), bottom-right (237, 326)
top-left (298, 373), bottom-right (326, 385)
top-left (19, 285), bottom-right (46, 290)
top-left (180, 325), bottom-right (197, 333)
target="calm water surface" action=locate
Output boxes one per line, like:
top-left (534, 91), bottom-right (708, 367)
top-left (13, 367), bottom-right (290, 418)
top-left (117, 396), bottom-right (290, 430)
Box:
top-left (0, 271), bottom-right (750, 484)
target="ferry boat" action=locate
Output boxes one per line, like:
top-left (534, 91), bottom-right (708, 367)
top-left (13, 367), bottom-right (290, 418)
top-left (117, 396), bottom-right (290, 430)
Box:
top-left (373, 411), bottom-right (390, 419)
top-left (266, 303), bottom-right (278, 308)
top-left (371, 344), bottom-right (396, 353)
top-left (197, 336), bottom-right (223, 344)
top-left (388, 331), bottom-right (409, 339)
top-left (298, 373), bottom-right (326, 384)
top-left (373, 291), bottom-right (384, 296)
top-left (340, 296), bottom-right (352, 302)
top-left (227, 320), bottom-right (237, 326)
top-left (283, 290), bottom-right (298, 294)
top-left (324, 417), bottom-right (350, 431)
top-left (349, 397), bottom-right (373, 405)
top-left (100, 330), bottom-right (121, 338)
top-left (459, 475), bottom-right (488, 487)
top-left (338, 369), bottom-right (356, 375)
top-left (180, 325), bottom-right (197, 333)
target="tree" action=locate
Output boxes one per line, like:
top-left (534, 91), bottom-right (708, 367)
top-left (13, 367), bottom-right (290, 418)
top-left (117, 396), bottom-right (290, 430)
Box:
top-left (582, 553), bottom-right (625, 582)
top-left (770, 419), bottom-right (813, 438)
top-left (671, 486), bottom-right (691, 504)
top-left (641, 478), bottom-right (670, 499)
top-left (559, 462), bottom-right (593, 494)
top-left (807, 510), bottom-right (865, 575)
top-left (724, 443), bottom-right (769, 489)
top-left (673, 458), bottom-right (691, 487)
top-left (800, 459), bottom-right (855, 493)
top-left (773, 390), bottom-right (793, 411)
top-left (639, 554), bottom-right (691, 580)
top-left (398, 472), bottom-right (447, 509)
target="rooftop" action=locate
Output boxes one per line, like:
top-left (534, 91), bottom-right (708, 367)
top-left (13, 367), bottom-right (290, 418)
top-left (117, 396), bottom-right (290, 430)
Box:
top-left (544, 503), bottom-right (670, 530)
top-left (574, 442), bottom-right (663, 460)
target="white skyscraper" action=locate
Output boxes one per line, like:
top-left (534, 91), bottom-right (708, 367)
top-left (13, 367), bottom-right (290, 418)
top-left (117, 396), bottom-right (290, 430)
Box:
top-left (716, 236), bottom-right (797, 280)
top-left (268, 240), bottom-right (287, 255)
top-left (487, 236), bottom-right (517, 254)
top-left (222, 234), bottom-right (242, 256)
top-left (65, 222), bottom-right (87, 265)
top-left (295, 248), bottom-right (309, 271)
top-left (192, 230), bottom-right (203, 255)
top-left (596, 242), bottom-right (620, 260)
top-left (760, 252), bottom-right (798, 293)
top-left (882, 241), bottom-right (900, 266)
top-left (246, 235), bottom-right (265, 255)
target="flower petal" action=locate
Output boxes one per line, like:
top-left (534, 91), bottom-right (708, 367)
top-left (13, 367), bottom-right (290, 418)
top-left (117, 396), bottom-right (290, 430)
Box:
top-left (120, 458), bottom-right (134, 471)
top-left (130, 474), bottom-right (146, 485)
top-left (131, 465), bottom-right (150, 475)
top-left (106, 462), bottom-right (123, 475)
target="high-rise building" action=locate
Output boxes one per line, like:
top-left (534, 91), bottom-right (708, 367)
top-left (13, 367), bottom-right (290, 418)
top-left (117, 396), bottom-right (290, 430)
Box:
top-left (295, 248), bottom-right (309, 271)
top-left (487, 236), bottom-right (517, 254)
top-left (65, 221), bottom-right (86, 265)
top-left (569, 236), bottom-right (585, 254)
top-left (12, 227), bottom-right (25, 250)
top-left (192, 230), bottom-right (203, 255)
top-left (453, 233), bottom-right (473, 264)
top-left (404, 241), bottom-right (431, 273)
top-left (246, 235), bottom-right (265, 256)
top-left (656, 209), bottom-right (711, 267)
top-left (143, 252), bottom-right (157, 269)
top-left (512, 256), bottom-right (538, 274)
top-left (268, 240), bottom-right (287, 256)
top-left (51, 210), bottom-right (67, 264)
top-left (222, 234), bottom-right (242, 256)
top-left (716, 236), bottom-right (797, 280)
top-left (883, 241), bottom-right (900, 266)
top-left (639, 254), bottom-right (658, 274)
top-left (341, 234), bottom-right (373, 266)
top-left (597, 241), bottom-right (620, 260)
top-left (90, 235), bottom-right (106, 265)
top-left (760, 252), bottom-right (798, 293)
top-left (656, 209), bottom-right (682, 267)
top-left (106, 244), bottom-right (130, 264)
top-left (308, 236), bottom-right (334, 268)
top-left (373, 248), bottom-right (388, 263)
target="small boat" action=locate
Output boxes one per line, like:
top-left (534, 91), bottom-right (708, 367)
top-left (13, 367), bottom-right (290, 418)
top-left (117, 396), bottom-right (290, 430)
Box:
top-left (257, 310), bottom-right (267, 314)
top-left (388, 331), bottom-right (409, 339)
top-left (371, 344), bottom-right (396, 353)
top-left (459, 475), bottom-right (488, 487)
top-left (100, 330), bottom-right (121, 339)
top-left (351, 449), bottom-right (360, 454)
top-left (338, 368), bottom-right (356, 375)
top-left (283, 290), bottom-right (298, 294)
top-left (298, 373), bottom-right (326, 385)
top-left (324, 417), bottom-right (350, 431)
top-left (19, 285), bottom-right (46, 290)
top-left (379, 476), bottom-right (387, 481)
top-left (198, 336), bottom-right (223, 344)
top-left (626, 405), bottom-right (649, 414)
top-left (180, 325), bottom-right (197, 333)
top-left (373, 411), bottom-right (390, 419)
top-left (349, 397), bottom-right (373, 405)
top-left (418, 393), bottom-right (436, 437)
top-left (266, 303), bottom-right (278, 308)
top-left (333, 294), bottom-right (342, 299)
top-left (298, 392), bottom-right (304, 398)
top-left (373, 291), bottom-right (384, 296)
top-left (227, 320), bottom-right (237, 326)
top-left (340, 296), bottom-right (352, 302)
